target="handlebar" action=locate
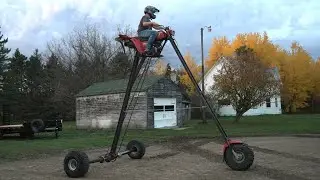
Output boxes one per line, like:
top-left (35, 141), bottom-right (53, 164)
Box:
top-left (157, 25), bottom-right (170, 30)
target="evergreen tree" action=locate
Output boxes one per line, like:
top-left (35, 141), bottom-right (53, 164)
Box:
top-left (26, 49), bottom-right (43, 93)
top-left (24, 49), bottom-right (46, 119)
top-left (0, 27), bottom-right (11, 119)
top-left (3, 48), bottom-right (28, 120)
top-left (0, 26), bottom-right (11, 81)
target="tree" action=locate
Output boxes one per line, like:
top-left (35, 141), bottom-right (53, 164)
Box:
top-left (107, 52), bottom-right (132, 79)
top-left (165, 63), bottom-right (172, 78)
top-left (205, 36), bottom-right (233, 71)
top-left (44, 23), bottom-right (134, 120)
top-left (230, 32), bottom-right (280, 67)
top-left (178, 52), bottom-right (201, 95)
top-left (41, 52), bottom-right (71, 120)
top-left (26, 49), bottom-right (44, 92)
top-left (309, 57), bottom-right (320, 112)
top-left (313, 58), bottom-right (320, 95)
top-left (210, 46), bottom-right (280, 123)
top-left (23, 49), bottom-right (47, 119)
top-left (0, 27), bottom-right (11, 123)
top-left (279, 42), bottom-right (314, 113)
top-left (152, 58), bottom-right (167, 75)
top-left (3, 48), bottom-right (28, 120)
top-left (0, 27), bottom-right (11, 111)
top-left (0, 26), bottom-right (11, 78)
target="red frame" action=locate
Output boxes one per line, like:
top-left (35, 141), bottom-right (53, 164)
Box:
top-left (223, 139), bottom-right (242, 153)
top-left (117, 29), bottom-right (174, 54)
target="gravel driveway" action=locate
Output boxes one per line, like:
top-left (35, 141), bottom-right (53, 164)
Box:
top-left (0, 135), bottom-right (319, 180)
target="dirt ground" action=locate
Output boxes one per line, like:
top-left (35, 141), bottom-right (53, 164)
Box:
top-left (0, 135), bottom-right (319, 180)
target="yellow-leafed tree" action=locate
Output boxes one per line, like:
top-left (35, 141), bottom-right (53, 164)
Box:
top-left (205, 36), bottom-right (233, 71)
top-left (279, 42), bottom-right (314, 112)
top-left (313, 58), bottom-right (320, 95)
top-left (152, 58), bottom-right (167, 75)
top-left (179, 51), bottom-right (201, 95)
top-left (206, 32), bottom-right (281, 72)
top-left (230, 32), bottom-right (280, 67)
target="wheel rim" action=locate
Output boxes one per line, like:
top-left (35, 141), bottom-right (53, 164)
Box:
top-left (132, 146), bottom-right (138, 152)
top-left (130, 146), bottom-right (138, 155)
top-left (68, 159), bottom-right (78, 171)
top-left (233, 151), bottom-right (245, 163)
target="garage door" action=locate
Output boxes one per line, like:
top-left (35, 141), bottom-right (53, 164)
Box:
top-left (153, 98), bottom-right (177, 128)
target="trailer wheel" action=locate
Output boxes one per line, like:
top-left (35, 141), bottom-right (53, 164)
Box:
top-left (126, 140), bottom-right (145, 159)
top-left (30, 119), bottom-right (45, 133)
top-left (64, 151), bottom-right (90, 178)
top-left (224, 143), bottom-right (254, 171)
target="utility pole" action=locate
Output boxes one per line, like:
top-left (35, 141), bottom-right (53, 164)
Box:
top-left (200, 26), bottom-right (211, 124)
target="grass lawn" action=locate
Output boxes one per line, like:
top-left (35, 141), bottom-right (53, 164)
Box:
top-left (0, 114), bottom-right (319, 163)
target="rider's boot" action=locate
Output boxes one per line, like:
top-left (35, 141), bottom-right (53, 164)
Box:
top-left (143, 48), bottom-right (154, 56)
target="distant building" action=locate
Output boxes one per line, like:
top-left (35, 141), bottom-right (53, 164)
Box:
top-left (75, 74), bottom-right (191, 129)
top-left (198, 57), bottom-right (282, 116)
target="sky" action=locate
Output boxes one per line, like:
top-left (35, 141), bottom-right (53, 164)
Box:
top-left (1, 0), bottom-right (320, 68)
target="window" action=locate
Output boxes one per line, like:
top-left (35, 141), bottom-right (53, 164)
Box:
top-left (165, 105), bottom-right (174, 111)
top-left (275, 98), bottom-right (278, 107)
top-left (154, 106), bottom-right (164, 112)
top-left (266, 98), bottom-right (271, 108)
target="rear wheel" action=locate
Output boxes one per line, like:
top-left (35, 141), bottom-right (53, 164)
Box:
top-left (30, 119), bottom-right (45, 133)
top-left (64, 151), bottom-right (90, 178)
top-left (126, 140), bottom-right (146, 159)
top-left (224, 143), bottom-right (254, 171)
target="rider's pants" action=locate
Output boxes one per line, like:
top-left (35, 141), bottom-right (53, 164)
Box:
top-left (138, 29), bottom-right (158, 52)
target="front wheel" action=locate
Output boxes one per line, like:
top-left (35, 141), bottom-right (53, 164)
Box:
top-left (64, 151), bottom-right (90, 178)
top-left (224, 143), bottom-right (254, 171)
top-left (126, 140), bottom-right (146, 159)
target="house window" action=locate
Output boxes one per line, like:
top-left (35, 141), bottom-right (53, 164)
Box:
top-left (266, 98), bottom-right (271, 108)
top-left (275, 98), bottom-right (278, 107)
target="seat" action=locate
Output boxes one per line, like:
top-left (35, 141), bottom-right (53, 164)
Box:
top-left (118, 34), bottom-right (131, 40)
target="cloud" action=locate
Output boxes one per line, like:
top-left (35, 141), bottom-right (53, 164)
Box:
top-left (0, 0), bottom-right (320, 67)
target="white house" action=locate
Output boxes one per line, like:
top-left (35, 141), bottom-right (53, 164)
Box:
top-left (198, 57), bottom-right (282, 116)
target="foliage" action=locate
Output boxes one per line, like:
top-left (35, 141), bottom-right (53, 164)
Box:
top-left (0, 27), bottom-right (11, 109)
top-left (205, 32), bottom-right (319, 113)
top-left (313, 58), bottom-right (320, 95)
top-left (210, 46), bottom-right (280, 123)
top-left (0, 26), bottom-right (11, 74)
top-left (178, 51), bottom-right (201, 95)
top-left (279, 42), bottom-right (314, 112)
top-left (107, 52), bottom-right (132, 79)
top-left (206, 36), bottom-right (233, 70)
top-left (0, 23), bottom-right (135, 122)
top-left (2, 49), bottom-right (28, 120)
top-left (152, 58), bottom-right (167, 75)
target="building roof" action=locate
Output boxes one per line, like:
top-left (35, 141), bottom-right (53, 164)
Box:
top-left (76, 75), bottom-right (170, 97)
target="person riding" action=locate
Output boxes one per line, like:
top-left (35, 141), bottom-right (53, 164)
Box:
top-left (137, 6), bottom-right (162, 56)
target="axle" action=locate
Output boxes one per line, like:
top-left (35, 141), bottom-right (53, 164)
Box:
top-left (89, 149), bottom-right (134, 164)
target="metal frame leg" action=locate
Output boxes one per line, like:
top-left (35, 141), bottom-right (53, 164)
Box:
top-left (108, 53), bottom-right (146, 158)
top-left (168, 37), bottom-right (229, 142)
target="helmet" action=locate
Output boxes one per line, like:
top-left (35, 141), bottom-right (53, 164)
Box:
top-left (144, 6), bottom-right (159, 19)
